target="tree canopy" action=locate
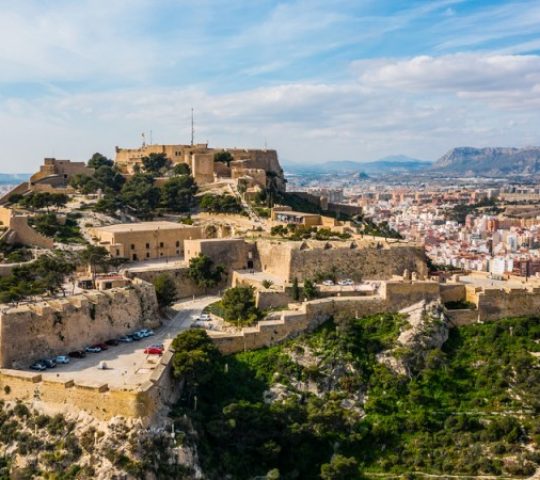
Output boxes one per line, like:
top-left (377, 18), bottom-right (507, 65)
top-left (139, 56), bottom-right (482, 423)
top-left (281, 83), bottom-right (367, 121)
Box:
top-left (220, 286), bottom-right (261, 326)
top-left (18, 192), bottom-right (68, 212)
top-left (120, 174), bottom-right (161, 219)
top-left (160, 175), bottom-right (198, 212)
top-left (171, 329), bottom-right (221, 394)
top-left (0, 252), bottom-right (76, 303)
top-left (213, 151), bottom-right (234, 166)
top-left (70, 153), bottom-right (124, 194)
top-left (199, 194), bottom-right (243, 214)
top-left (87, 152), bottom-right (113, 169)
top-left (142, 153), bottom-right (169, 174)
top-left (173, 163), bottom-right (191, 176)
top-left (153, 274), bottom-right (177, 308)
top-left (187, 254), bottom-right (224, 290)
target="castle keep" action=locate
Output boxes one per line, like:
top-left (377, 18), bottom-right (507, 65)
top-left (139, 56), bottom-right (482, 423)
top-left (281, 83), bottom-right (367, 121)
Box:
top-left (114, 142), bottom-right (286, 190)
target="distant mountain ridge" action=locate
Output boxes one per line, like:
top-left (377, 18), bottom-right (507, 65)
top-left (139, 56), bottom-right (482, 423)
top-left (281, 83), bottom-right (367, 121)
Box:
top-left (432, 147), bottom-right (540, 175)
top-left (283, 155), bottom-right (431, 174)
top-left (0, 173), bottom-right (30, 185)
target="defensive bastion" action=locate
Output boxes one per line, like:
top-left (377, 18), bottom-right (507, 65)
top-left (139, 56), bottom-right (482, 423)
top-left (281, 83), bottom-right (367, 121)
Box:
top-left (0, 279), bottom-right (159, 368)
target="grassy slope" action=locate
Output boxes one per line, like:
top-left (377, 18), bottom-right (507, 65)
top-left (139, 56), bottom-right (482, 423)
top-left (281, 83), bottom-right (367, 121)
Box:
top-left (177, 315), bottom-right (540, 479)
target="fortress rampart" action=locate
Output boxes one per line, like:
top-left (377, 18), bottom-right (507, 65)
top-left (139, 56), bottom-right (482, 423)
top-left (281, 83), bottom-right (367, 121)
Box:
top-left (0, 279), bottom-right (159, 368)
top-left (0, 207), bottom-right (54, 249)
top-left (0, 347), bottom-right (179, 422)
top-left (114, 143), bottom-right (285, 190)
top-left (210, 280), bottom-right (440, 354)
top-left (255, 239), bottom-right (428, 283)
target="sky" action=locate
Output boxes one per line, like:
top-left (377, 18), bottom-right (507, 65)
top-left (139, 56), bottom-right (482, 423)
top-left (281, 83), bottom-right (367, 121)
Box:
top-left (1, 0), bottom-right (540, 172)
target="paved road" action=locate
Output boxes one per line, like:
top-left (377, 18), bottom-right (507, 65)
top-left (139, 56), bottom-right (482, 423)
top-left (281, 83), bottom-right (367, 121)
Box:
top-left (32, 296), bottom-right (220, 388)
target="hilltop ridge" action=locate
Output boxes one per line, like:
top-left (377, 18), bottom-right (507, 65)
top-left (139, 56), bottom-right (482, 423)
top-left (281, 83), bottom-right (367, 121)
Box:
top-left (432, 146), bottom-right (540, 175)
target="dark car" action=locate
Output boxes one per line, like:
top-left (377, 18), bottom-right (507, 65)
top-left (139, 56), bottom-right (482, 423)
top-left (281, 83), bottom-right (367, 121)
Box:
top-left (30, 362), bottom-right (47, 371)
top-left (40, 359), bottom-right (56, 369)
top-left (105, 339), bottom-right (119, 346)
top-left (69, 350), bottom-right (86, 358)
top-left (129, 333), bottom-right (142, 341)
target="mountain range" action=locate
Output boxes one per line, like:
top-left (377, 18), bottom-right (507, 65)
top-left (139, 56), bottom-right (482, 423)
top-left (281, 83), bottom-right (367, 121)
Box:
top-left (284, 147), bottom-right (540, 176)
top-left (431, 147), bottom-right (540, 176)
top-left (283, 155), bottom-right (431, 175)
top-left (0, 174), bottom-right (30, 185)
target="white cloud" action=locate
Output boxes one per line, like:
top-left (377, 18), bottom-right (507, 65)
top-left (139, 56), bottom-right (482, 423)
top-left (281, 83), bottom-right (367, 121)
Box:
top-left (1, 2), bottom-right (540, 171)
top-left (2, 58), bottom-right (539, 172)
top-left (353, 53), bottom-right (540, 109)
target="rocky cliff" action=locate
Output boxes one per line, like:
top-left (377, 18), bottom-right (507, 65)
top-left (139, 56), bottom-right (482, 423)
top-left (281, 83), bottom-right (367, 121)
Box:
top-left (432, 146), bottom-right (540, 175)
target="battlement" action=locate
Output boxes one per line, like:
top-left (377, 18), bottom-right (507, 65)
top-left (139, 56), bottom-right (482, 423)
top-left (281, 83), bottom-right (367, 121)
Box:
top-left (0, 279), bottom-right (158, 368)
top-left (210, 280), bottom-right (439, 354)
top-left (114, 142), bottom-right (285, 190)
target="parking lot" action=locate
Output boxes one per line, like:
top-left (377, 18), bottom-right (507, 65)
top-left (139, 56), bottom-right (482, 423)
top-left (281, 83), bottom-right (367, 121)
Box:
top-left (27, 296), bottom-right (219, 389)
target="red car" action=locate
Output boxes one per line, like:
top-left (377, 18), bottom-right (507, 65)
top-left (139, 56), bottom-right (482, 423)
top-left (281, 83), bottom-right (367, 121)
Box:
top-left (144, 347), bottom-right (163, 355)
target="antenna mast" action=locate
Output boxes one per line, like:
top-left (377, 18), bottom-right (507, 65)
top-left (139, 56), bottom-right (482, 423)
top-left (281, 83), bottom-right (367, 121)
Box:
top-left (191, 108), bottom-right (194, 146)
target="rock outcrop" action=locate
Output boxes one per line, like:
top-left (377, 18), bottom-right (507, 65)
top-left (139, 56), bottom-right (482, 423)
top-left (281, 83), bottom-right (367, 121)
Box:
top-left (432, 146), bottom-right (540, 176)
top-left (378, 301), bottom-right (449, 376)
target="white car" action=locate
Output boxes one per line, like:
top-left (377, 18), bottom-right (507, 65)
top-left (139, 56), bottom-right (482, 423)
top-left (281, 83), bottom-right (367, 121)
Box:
top-left (322, 280), bottom-right (334, 286)
top-left (338, 279), bottom-right (354, 286)
top-left (199, 313), bottom-right (211, 321)
top-left (139, 329), bottom-right (155, 337)
top-left (55, 355), bottom-right (70, 364)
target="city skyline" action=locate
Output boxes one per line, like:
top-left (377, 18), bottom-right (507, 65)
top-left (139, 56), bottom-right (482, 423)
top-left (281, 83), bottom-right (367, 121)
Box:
top-left (1, 0), bottom-right (540, 171)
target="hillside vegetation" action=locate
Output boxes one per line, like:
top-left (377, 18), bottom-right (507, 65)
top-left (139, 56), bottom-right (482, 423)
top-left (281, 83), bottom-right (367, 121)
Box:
top-left (175, 314), bottom-right (540, 479)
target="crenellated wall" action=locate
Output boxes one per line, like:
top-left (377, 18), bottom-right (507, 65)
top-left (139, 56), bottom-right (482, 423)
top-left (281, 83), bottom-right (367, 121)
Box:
top-left (256, 239), bottom-right (428, 283)
top-left (0, 279), bottom-right (159, 368)
top-left (475, 286), bottom-right (540, 321)
top-left (210, 280), bottom-right (440, 354)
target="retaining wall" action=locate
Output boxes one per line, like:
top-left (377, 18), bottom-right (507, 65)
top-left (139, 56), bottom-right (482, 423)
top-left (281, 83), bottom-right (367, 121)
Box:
top-left (130, 267), bottom-right (226, 300)
top-left (0, 344), bottom-right (181, 422)
top-left (0, 279), bottom-right (159, 368)
top-left (440, 283), bottom-right (467, 304)
top-left (210, 280), bottom-right (440, 354)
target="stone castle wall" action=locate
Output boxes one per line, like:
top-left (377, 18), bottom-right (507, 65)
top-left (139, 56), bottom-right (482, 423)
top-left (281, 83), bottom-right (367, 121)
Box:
top-left (474, 287), bottom-right (540, 322)
top-left (440, 283), bottom-right (467, 304)
top-left (0, 207), bottom-right (54, 249)
top-left (210, 280), bottom-right (440, 354)
top-left (256, 240), bottom-right (427, 283)
top-left (129, 266), bottom-right (229, 300)
top-left (114, 143), bottom-right (284, 189)
top-left (0, 346), bottom-right (180, 422)
top-left (0, 279), bottom-right (159, 368)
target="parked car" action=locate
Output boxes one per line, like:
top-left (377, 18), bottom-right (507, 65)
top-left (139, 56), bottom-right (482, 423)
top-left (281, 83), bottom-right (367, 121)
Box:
top-left (30, 362), bottom-right (47, 371)
top-left (322, 280), bottom-right (334, 286)
top-left (149, 343), bottom-right (164, 350)
top-left (139, 329), bottom-right (155, 337)
top-left (69, 350), bottom-right (86, 358)
top-left (105, 339), bottom-right (119, 346)
top-left (144, 347), bottom-right (163, 355)
top-left (85, 346), bottom-right (101, 353)
top-left (55, 355), bottom-right (70, 364)
top-left (338, 279), bottom-right (354, 286)
top-left (130, 332), bottom-right (143, 341)
top-left (40, 359), bottom-right (57, 368)
top-left (199, 313), bottom-right (210, 321)
top-left (118, 336), bottom-right (133, 343)
top-left (96, 343), bottom-right (109, 351)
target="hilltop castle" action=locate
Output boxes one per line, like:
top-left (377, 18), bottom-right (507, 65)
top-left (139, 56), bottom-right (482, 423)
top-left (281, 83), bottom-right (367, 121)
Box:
top-left (114, 142), bottom-right (286, 190)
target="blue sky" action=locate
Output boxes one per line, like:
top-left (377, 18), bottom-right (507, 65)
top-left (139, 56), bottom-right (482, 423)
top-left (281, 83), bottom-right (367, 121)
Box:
top-left (1, 0), bottom-right (540, 171)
